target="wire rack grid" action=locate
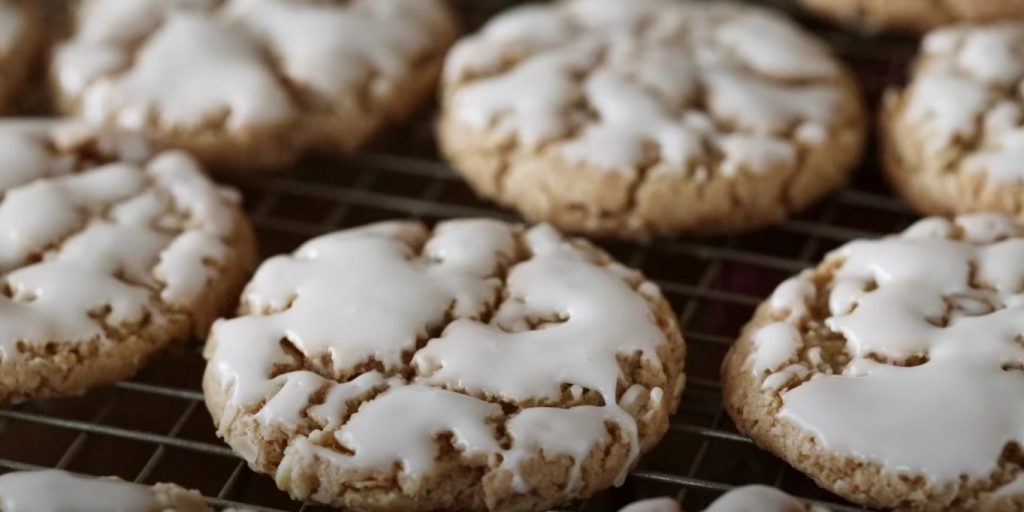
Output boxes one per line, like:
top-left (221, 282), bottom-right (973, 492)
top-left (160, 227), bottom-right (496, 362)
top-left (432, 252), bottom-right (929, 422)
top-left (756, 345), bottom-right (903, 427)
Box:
top-left (0, 1), bottom-right (923, 511)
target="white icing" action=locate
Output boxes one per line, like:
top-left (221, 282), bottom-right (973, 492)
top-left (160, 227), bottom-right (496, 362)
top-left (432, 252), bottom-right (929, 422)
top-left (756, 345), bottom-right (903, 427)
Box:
top-left (955, 212), bottom-right (1019, 243)
top-left (714, 12), bottom-right (836, 79)
top-left (762, 363), bottom-right (810, 392)
top-left (703, 485), bottom-right (812, 512)
top-left (332, 384), bottom-right (503, 474)
top-left (226, 0), bottom-right (450, 101)
top-left (57, 0), bottom-right (453, 135)
top-left (718, 135), bottom-right (796, 177)
top-left (0, 121), bottom-right (241, 361)
top-left (619, 497), bottom-right (681, 512)
top-left (902, 216), bottom-right (953, 239)
top-left (445, 0), bottom-right (846, 177)
top-left (755, 213), bottom-right (1024, 488)
top-left (749, 323), bottom-right (802, 376)
top-left (0, 470), bottom-right (156, 512)
top-left (925, 25), bottom-right (1024, 87)
top-left (902, 23), bottom-right (1024, 181)
top-left (769, 272), bottom-right (816, 320)
top-left (452, 40), bottom-right (599, 146)
top-left (904, 73), bottom-right (992, 148)
top-left (993, 474), bottom-right (1024, 498)
top-left (444, 5), bottom-right (573, 81)
top-left (0, 121), bottom-right (77, 191)
top-left (703, 70), bottom-right (837, 135)
top-left (964, 129), bottom-right (1024, 182)
top-left (560, 67), bottom-right (703, 174)
top-left (82, 11), bottom-right (294, 131)
top-left (53, 0), bottom-right (219, 96)
top-left (209, 220), bottom-right (672, 494)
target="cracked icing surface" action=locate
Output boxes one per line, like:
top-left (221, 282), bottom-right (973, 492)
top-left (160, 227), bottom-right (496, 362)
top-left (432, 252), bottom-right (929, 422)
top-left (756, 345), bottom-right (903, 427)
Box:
top-left (724, 213), bottom-right (1024, 511)
top-left (52, 0), bottom-right (457, 170)
top-left (0, 119), bottom-right (255, 403)
top-left (797, 0), bottom-right (1024, 33)
top-left (439, 0), bottom-right (864, 238)
top-left (0, 469), bottom-right (211, 512)
top-left (884, 22), bottom-right (1024, 221)
top-left (203, 219), bottom-right (685, 512)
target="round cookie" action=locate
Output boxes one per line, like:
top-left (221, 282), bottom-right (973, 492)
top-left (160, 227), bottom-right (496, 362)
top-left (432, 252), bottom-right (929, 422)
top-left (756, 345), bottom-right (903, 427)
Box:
top-left (0, 1), bottom-right (41, 114)
top-left (723, 213), bottom-right (1024, 511)
top-left (51, 0), bottom-right (458, 171)
top-left (0, 469), bottom-right (211, 511)
top-left (438, 0), bottom-right (865, 239)
top-left (0, 119), bottom-right (256, 404)
top-left (203, 219), bottom-right (685, 512)
top-left (883, 22), bottom-right (1024, 220)
top-left (797, 0), bottom-right (1024, 33)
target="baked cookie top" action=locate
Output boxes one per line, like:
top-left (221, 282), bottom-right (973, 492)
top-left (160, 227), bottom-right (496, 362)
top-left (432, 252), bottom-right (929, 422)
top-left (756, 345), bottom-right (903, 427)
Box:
top-left (0, 120), bottom-right (247, 363)
top-left (52, 0), bottom-right (456, 167)
top-left (443, 0), bottom-right (860, 180)
top-left (725, 213), bottom-right (1024, 509)
top-left (0, 469), bottom-right (211, 512)
top-left (204, 219), bottom-right (685, 510)
top-left (890, 22), bottom-right (1024, 183)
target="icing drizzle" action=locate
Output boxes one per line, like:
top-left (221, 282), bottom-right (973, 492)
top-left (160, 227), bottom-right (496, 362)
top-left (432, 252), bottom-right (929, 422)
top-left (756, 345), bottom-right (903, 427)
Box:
top-left (444, 0), bottom-right (850, 178)
top-left (0, 120), bottom-right (240, 361)
top-left (899, 22), bottom-right (1024, 182)
top-left (55, 0), bottom-right (455, 134)
top-left (751, 213), bottom-right (1024, 491)
top-left (206, 220), bottom-right (680, 497)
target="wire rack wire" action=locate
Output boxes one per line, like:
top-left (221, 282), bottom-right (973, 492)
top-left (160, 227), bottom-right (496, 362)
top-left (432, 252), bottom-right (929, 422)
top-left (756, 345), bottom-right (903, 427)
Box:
top-left (0, 1), bottom-right (924, 510)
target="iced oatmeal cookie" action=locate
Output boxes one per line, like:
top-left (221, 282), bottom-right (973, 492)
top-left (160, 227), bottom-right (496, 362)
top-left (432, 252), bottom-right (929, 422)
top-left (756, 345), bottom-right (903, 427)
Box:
top-left (439, 0), bottom-right (865, 238)
top-left (883, 22), bottom-right (1024, 220)
top-left (52, 0), bottom-right (457, 171)
top-left (204, 219), bottom-right (685, 511)
top-left (724, 213), bottom-right (1024, 511)
top-left (0, 119), bottom-right (256, 403)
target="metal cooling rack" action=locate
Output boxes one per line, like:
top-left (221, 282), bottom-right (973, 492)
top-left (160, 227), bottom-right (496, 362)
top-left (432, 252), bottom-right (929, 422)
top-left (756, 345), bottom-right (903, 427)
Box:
top-left (0, 1), bottom-right (923, 510)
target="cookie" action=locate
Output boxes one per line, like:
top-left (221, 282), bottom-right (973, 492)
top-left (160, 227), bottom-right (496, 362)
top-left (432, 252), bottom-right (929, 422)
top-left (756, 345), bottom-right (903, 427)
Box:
top-left (0, 1), bottom-right (40, 114)
top-left (883, 22), bottom-right (1024, 220)
top-left (438, 0), bottom-right (865, 239)
top-left (51, 0), bottom-right (458, 171)
top-left (203, 219), bottom-right (685, 511)
top-left (0, 119), bottom-right (256, 404)
top-left (0, 469), bottom-right (212, 511)
top-left (797, 0), bottom-right (1024, 33)
top-left (619, 485), bottom-right (824, 512)
top-left (723, 213), bottom-right (1024, 511)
